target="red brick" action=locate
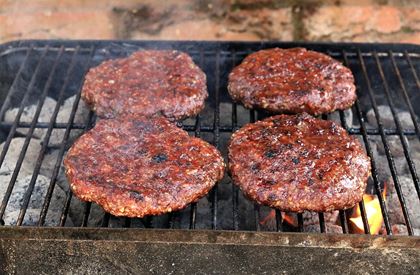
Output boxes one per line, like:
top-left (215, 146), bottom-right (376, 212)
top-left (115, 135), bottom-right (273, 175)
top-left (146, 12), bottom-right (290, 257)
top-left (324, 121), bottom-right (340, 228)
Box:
top-left (303, 5), bottom-right (420, 43)
top-left (131, 19), bottom-right (261, 41)
top-left (0, 11), bottom-right (114, 42)
top-left (129, 7), bottom-right (292, 41)
top-left (366, 6), bottom-right (401, 33)
top-left (225, 8), bottom-right (293, 40)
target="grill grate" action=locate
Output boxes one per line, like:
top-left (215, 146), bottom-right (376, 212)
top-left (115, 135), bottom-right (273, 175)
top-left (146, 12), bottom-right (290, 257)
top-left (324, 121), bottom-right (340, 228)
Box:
top-left (0, 40), bottom-right (419, 236)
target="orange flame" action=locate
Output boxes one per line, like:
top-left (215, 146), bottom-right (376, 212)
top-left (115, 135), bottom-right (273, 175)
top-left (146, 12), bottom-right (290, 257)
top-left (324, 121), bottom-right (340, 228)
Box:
top-left (260, 210), bottom-right (296, 226)
top-left (260, 210), bottom-right (276, 226)
top-left (349, 185), bottom-right (387, 234)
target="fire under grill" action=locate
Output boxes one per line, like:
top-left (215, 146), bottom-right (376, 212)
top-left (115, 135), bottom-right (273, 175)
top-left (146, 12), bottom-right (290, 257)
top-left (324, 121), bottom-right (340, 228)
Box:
top-left (0, 40), bottom-right (419, 239)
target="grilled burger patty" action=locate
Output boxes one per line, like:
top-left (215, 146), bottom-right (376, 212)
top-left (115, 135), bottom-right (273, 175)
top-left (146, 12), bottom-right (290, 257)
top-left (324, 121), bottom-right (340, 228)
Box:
top-left (64, 116), bottom-right (225, 217)
top-left (228, 48), bottom-right (356, 115)
top-left (228, 113), bottom-right (371, 212)
top-left (82, 50), bottom-right (207, 121)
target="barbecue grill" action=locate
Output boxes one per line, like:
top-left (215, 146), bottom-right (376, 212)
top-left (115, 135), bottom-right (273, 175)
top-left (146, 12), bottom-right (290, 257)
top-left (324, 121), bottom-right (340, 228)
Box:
top-left (0, 40), bottom-right (419, 273)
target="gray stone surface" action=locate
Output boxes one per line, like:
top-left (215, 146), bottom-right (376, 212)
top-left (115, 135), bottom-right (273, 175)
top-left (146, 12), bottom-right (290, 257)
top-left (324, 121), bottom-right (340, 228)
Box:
top-left (4, 97), bottom-right (57, 139)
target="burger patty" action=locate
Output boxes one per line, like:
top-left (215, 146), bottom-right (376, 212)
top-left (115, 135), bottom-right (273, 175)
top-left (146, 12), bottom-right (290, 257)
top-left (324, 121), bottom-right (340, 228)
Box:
top-left (228, 113), bottom-right (371, 212)
top-left (82, 50), bottom-right (207, 121)
top-left (64, 116), bottom-right (225, 218)
top-left (228, 48), bottom-right (356, 115)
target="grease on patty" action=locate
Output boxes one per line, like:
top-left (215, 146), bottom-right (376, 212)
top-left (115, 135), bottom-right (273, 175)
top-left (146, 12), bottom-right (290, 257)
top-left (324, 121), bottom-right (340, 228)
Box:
top-left (82, 50), bottom-right (207, 121)
top-left (228, 48), bottom-right (356, 115)
top-left (64, 116), bottom-right (225, 218)
top-left (228, 113), bottom-right (370, 212)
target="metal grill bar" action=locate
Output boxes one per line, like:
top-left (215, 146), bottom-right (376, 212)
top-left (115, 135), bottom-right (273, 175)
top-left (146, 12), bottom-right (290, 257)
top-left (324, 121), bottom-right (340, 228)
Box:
top-left (16, 47), bottom-right (65, 225)
top-left (0, 48), bottom-right (32, 120)
top-left (211, 51), bottom-right (221, 230)
top-left (358, 50), bottom-right (414, 235)
top-left (0, 46), bottom-right (49, 220)
top-left (188, 49), bottom-right (205, 230)
top-left (342, 50), bottom-right (392, 234)
top-left (3, 44), bottom-right (419, 58)
top-left (0, 41), bottom-right (419, 236)
top-left (341, 51), bottom-right (377, 235)
top-left (1, 121), bottom-right (418, 136)
top-left (59, 110), bottom-right (95, 227)
top-left (297, 213), bottom-right (303, 232)
top-left (374, 52), bottom-right (420, 200)
top-left (405, 51), bottom-right (420, 88)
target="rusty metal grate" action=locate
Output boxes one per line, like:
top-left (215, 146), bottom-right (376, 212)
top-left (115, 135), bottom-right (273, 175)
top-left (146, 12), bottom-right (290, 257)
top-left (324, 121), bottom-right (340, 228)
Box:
top-left (0, 40), bottom-right (419, 235)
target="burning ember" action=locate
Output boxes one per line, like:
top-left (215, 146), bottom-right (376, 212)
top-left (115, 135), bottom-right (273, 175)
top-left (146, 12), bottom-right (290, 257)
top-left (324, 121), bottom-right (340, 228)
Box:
top-left (349, 185), bottom-right (387, 235)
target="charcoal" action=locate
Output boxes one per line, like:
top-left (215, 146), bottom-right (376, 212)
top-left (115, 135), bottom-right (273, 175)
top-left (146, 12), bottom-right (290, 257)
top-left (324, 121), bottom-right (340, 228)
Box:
top-left (0, 175), bottom-right (71, 226)
top-left (397, 111), bottom-right (416, 129)
top-left (375, 136), bottom-right (408, 158)
top-left (0, 138), bottom-right (42, 177)
top-left (328, 109), bottom-right (353, 128)
top-left (391, 224), bottom-right (420, 236)
top-left (3, 208), bottom-right (73, 226)
top-left (366, 105), bottom-right (418, 130)
top-left (4, 97), bottom-right (57, 139)
top-left (67, 197), bottom-right (104, 227)
top-left (3, 175), bottom-right (65, 210)
top-left (367, 106), bottom-right (394, 129)
top-left (48, 95), bottom-right (90, 145)
top-left (386, 176), bottom-right (420, 229)
top-left (304, 224), bottom-right (343, 234)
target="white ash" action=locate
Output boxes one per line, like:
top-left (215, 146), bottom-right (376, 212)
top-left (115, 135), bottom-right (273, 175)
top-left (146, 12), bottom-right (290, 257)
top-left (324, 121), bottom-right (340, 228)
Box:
top-left (304, 224), bottom-right (343, 234)
top-left (38, 149), bottom-right (61, 179)
top-left (386, 176), bottom-right (420, 229)
top-left (389, 224), bottom-right (420, 236)
top-left (3, 175), bottom-right (65, 210)
top-left (48, 95), bottom-right (90, 145)
top-left (0, 138), bottom-right (42, 178)
top-left (3, 209), bottom-right (73, 226)
top-left (0, 175), bottom-right (72, 226)
top-left (4, 97), bottom-right (57, 139)
top-left (371, 141), bottom-right (409, 182)
top-left (366, 105), bottom-right (416, 129)
top-left (375, 136), bottom-right (408, 158)
top-left (4, 95), bottom-right (90, 146)
top-left (328, 109), bottom-right (353, 128)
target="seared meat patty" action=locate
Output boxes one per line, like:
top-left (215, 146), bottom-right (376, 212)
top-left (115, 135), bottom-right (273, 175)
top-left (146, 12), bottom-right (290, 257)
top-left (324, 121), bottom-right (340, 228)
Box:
top-left (82, 50), bottom-right (207, 121)
top-left (228, 113), bottom-right (370, 212)
top-left (64, 116), bottom-right (225, 217)
top-left (228, 48), bottom-right (356, 115)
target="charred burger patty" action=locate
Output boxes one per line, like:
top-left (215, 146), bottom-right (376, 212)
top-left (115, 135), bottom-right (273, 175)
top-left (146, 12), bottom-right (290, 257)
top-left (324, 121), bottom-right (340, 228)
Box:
top-left (228, 113), bottom-right (370, 212)
top-left (82, 50), bottom-right (207, 121)
top-left (64, 116), bottom-right (225, 217)
top-left (228, 47), bottom-right (356, 115)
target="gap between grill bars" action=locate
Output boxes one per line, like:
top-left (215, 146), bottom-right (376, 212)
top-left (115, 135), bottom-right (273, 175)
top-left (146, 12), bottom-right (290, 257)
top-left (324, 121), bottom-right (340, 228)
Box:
top-left (0, 41), bottom-right (418, 236)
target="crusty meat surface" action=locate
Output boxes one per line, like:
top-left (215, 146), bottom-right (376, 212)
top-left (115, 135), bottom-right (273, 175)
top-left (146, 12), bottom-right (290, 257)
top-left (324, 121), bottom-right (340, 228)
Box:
top-left (64, 116), bottom-right (225, 218)
top-left (228, 113), bottom-right (371, 212)
top-left (228, 47), bottom-right (356, 115)
top-left (82, 50), bottom-right (207, 121)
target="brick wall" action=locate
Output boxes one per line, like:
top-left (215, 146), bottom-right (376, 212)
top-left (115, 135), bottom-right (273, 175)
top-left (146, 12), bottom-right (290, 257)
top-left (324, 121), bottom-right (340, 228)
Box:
top-left (0, 0), bottom-right (419, 44)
